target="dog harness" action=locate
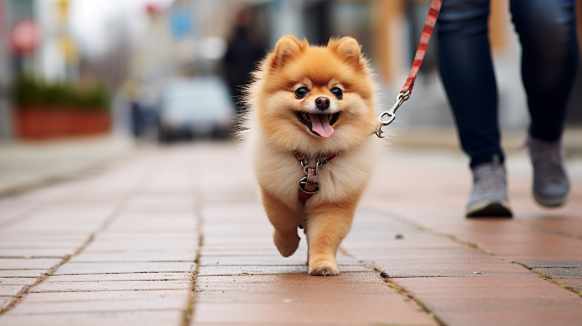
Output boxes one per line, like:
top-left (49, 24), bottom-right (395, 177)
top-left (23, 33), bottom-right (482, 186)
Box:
top-left (293, 151), bottom-right (337, 203)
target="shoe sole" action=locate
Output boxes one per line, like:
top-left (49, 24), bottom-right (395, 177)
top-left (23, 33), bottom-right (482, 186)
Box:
top-left (533, 191), bottom-right (570, 208)
top-left (466, 202), bottom-right (513, 218)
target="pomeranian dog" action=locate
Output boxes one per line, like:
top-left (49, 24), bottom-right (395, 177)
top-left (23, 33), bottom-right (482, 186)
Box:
top-left (242, 35), bottom-right (383, 276)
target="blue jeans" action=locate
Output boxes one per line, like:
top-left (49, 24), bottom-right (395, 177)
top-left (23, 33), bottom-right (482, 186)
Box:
top-left (437, 0), bottom-right (579, 168)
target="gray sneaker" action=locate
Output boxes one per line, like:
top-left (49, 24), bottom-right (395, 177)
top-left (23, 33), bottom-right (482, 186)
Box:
top-left (466, 156), bottom-right (513, 218)
top-left (528, 137), bottom-right (570, 207)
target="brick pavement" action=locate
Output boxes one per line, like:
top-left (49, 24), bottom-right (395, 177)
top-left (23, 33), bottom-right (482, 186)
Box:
top-left (0, 142), bottom-right (581, 326)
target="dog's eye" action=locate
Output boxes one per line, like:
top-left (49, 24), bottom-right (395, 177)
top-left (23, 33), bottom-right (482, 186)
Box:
top-left (295, 87), bottom-right (309, 99)
top-left (330, 87), bottom-right (343, 99)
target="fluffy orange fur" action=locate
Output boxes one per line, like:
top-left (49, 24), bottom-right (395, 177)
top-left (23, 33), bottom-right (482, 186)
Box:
top-left (243, 35), bottom-right (384, 276)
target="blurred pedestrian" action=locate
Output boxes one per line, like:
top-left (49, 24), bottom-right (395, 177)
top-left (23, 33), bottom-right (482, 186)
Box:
top-left (121, 78), bottom-right (143, 139)
top-left (224, 7), bottom-right (266, 110)
top-left (437, 0), bottom-right (579, 217)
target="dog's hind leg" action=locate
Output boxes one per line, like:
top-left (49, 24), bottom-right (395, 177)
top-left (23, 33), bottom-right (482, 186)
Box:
top-left (305, 200), bottom-right (356, 276)
top-left (261, 189), bottom-right (302, 257)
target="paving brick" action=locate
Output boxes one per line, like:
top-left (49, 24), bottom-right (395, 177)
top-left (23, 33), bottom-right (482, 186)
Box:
top-left (0, 270), bottom-right (48, 277)
top-left (0, 235), bottom-right (88, 244)
top-left (391, 220), bottom-right (529, 235)
top-left (53, 262), bottom-right (196, 275)
top-left (122, 197), bottom-right (195, 209)
top-left (352, 247), bottom-right (493, 263)
top-left (107, 220), bottom-right (197, 231)
top-left (533, 267), bottom-right (582, 279)
top-left (113, 211), bottom-right (196, 220)
top-left (195, 274), bottom-right (401, 303)
top-left (0, 243), bottom-right (82, 250)
top-left (341, 238), bottom-right (464, 250)
top-left (522, 219), bottom-right (582, 237)
top-left (516, 260), bottom-right (582, 268)
top-left (23, 289), bottom-right (190, 303)
top-left (195, 273), bottom-right (395, 300)
top-left (30, 280), bottom-right (191, 292)
top-left (93, 234), bottom-right (197, 242)
top-left (377, 261), bottom-right (532, 277)
top-left (192, 302), bottom-right (436, 325)
top-left (201, 243), bottom-right (282, 251)
top-left (0, 259), bottom-right (62, 270)
top-left (0, 249), bottom-right (76, 258)
top-left (8, 297), bottom-right (189, 314)
top-left (199, 255), bottom-right (358, 266)
top-left (197, 266), bottom-right (307, 276)
top-left (0, 278), bottom-right (38, 286)
top-left (202, 237), bottom-right (279, 246)
top-left (555, 279), bottom-right (582, 293)
top-left (69, 252), bottom-right (196, 262)
top-left (97, 229), bottom-right (198, 235)
top-left (83, 242), bottom-right (198, 252)
top-left (197, 272), bottom-right (382, 285)
top-left (197, 265), bottom-right (369, 276)
top-left (0, 310), bottom-right (184, 326)
top-left (498, 253), bottom-right (582, 262)
top-left (394, 276), bottom-right (582, 326)
top-left (2, 222), bottom-right (103, 233)
top-left (0, 285), bottom-right (26, 296)
top-left (200, 248), bottom-right (286, 256)
top-left (454, 233), bottom-right (582, 257)
top-left (42, 273), bottom-right (192, 282)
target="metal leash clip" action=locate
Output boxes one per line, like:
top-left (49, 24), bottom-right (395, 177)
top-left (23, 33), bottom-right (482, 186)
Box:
top-left (375, 91), bottom-right (410, 138)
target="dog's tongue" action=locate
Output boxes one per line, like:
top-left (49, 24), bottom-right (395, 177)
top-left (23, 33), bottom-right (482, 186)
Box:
top-left (310, 114), bottom-right (334, 138)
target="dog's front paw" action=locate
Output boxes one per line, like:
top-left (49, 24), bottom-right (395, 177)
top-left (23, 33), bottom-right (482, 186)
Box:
top-left (308, 259), bottom-right (338, 276)
top-left (273, 230), bottom-right (300, 257)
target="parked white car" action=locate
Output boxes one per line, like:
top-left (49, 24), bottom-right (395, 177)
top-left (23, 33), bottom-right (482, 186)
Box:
top-left (157, 77), bottom-right (236, 142)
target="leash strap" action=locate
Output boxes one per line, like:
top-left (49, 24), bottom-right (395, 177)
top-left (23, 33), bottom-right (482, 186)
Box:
top-left (376, 0), bottom-right (442, 138)
top-left (401, 0), bottom-right (442, 94)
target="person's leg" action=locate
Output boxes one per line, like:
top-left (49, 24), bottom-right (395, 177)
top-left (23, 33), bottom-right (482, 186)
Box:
top-left (510, 0), bottom-right (579, 142)
top-left (510, 0), bottom-right (578, 207)
top-left (438, 0), bottom-right (511, 217)
top-left (437, 0), bottom-right (503, 169)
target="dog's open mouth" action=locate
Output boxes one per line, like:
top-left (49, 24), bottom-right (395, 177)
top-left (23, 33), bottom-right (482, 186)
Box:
top-left (295, 112), bottom-right (340, 138)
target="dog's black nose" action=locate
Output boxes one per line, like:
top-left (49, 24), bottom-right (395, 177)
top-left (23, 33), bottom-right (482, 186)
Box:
top-left (315, 97), bottom-right (330, 110)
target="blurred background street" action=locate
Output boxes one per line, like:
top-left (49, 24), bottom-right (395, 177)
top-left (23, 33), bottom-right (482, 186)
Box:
top-left (0, 0), bottom-right (582, 325)
top-left (0, 0), bottom-right (581, 146)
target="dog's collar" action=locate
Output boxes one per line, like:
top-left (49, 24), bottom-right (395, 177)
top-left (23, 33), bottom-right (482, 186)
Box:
top-left (292, 151), bottom-right (338, 203)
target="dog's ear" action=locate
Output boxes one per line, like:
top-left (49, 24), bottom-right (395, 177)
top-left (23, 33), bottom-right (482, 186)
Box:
top-left (269, 35), bottom-right (307, 69)
top-left (328, 37), bottom-right (363, 67)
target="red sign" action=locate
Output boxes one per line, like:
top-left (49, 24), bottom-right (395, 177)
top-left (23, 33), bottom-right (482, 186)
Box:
top-left (10, 19), bottom-right (40, 54)
top-left (145, 3), bottom-right (159, 16)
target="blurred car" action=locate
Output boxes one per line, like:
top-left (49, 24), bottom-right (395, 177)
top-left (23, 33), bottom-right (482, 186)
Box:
top-left (157, 77), bottom-right (236, 142)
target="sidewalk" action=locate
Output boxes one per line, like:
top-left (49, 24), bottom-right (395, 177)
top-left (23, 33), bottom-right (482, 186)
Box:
top-left (0, 135), bottom-right (133, 196)
top-left (0, 142), bottom-right (581, 326)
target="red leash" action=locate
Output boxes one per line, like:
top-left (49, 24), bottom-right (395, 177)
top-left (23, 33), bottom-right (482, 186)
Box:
top-left (376, 0), bottom-right (442, 138)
